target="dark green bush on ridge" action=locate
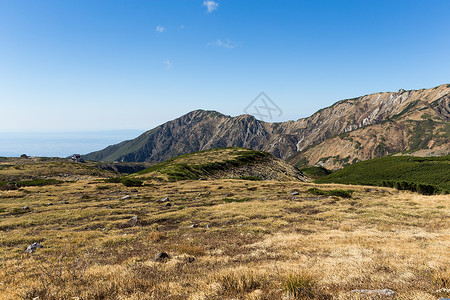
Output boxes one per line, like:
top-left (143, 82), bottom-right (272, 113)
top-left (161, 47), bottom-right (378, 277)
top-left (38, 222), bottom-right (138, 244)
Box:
top-left (121, 178), bottom-right (143, 187)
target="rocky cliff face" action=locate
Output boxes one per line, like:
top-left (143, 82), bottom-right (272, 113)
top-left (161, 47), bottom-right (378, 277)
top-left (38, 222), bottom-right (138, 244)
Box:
top-left (83, 84), bottom-right (450, 168)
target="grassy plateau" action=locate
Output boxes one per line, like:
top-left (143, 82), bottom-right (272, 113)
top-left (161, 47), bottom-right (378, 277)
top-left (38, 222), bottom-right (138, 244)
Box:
top-left (0, 152), bottom-right (448, 299)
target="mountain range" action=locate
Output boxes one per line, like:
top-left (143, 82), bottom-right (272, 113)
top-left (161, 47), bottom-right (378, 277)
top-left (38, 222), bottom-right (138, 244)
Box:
top-left (83, 84), bottom-right (450, 169)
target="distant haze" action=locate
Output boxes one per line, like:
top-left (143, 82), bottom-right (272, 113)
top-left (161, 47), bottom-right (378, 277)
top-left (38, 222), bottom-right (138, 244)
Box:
top-left (0, 130), bottom-right (143, 157)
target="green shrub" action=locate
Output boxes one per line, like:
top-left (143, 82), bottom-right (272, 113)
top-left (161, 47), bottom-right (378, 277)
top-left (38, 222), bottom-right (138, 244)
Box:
top-left (104, 177), bottom-right (122, 183)
top-left (121, 178), bottom-right (143, 187)
top-left (237, 176), bottom-right (262, 181)
top-left (223, 197), bottom-right (251, 203)
top-left (17, 179), bottom-right (63, 187)
top-left (307, 188), bottom-right (353, 198)
top-left (298, 166), bottom-right (331, 179)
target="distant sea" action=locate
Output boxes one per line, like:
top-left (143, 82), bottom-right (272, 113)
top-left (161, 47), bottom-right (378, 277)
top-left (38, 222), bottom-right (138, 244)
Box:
top-left (0, 130), bottom-right (143, 158)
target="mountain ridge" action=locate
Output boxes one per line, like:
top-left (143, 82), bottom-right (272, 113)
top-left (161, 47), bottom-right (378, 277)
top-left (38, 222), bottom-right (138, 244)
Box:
top-left (83, 84), bottom-right (450, 168)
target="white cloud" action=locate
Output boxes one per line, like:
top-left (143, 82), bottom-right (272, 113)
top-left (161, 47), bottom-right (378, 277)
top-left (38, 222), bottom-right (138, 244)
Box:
top-left (155, 25), bottom-right (165, 33)
top-left (208, 38), bottom-right (240, 49)
top-left (163, 59), bottom-right (172, 70)
top-left (203, 1), bottom-right (218, 13)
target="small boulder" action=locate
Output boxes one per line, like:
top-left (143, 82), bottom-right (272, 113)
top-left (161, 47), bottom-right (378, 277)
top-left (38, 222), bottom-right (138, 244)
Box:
top-left (186, 256), bottom-right (195, 263)
top-left (190, 224), bottom-right (199, 228)
top-left (153, 252), bottom-right (169, 262)
top-left (22, 206), bottom-right (30, 210)
top-left (126, 216), bottom-right (138, 227)
top-left (121, 195), bottom-right (131, 200)
top-left (156, 197), bottom-right (169, 203)
top-left (25, 242), bottom-right (43, 253)
top-left (164, 202), bottom-right (172, 207)
top-left (60, 201), bottom-right (69, 204)
top-left (290, 191), bottom-right (299, 196)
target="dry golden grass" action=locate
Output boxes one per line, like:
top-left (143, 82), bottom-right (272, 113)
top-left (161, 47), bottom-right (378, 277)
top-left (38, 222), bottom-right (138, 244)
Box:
top-left (0, 160), bottom-right (448, 299)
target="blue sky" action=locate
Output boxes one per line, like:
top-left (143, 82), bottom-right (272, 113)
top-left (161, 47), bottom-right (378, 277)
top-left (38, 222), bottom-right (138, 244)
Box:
top-left (1, 0), bottom-right (450, 132)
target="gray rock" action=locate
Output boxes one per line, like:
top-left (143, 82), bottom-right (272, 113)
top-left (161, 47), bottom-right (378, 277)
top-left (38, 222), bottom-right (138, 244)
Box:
top-left (164, 202), bottom-right (172, 207)
top-left (60, 201), bottom-right (69, 204)
top-left (153, 252), bottom-right (169, 262)
top-left (126, 216), bottom-right (138, 227)
top-left (46, 202), bottom-right (53, 206)
top-left (186, 256), bottom-right (195, 263)
top-left (290, 191), bottom-right (299, 196)
top-left (25, 242), bottom-right (43, 253)
top-left (156, 197), bottom-right (169, 203)
top-left (121, 195), bottom-right (131, 200)
top-left (351, 289), bottom-right (396, 297)
top-left (190, 223), bottom-right (199, 228)
top-left (22, 206), bottom-right (30, 210)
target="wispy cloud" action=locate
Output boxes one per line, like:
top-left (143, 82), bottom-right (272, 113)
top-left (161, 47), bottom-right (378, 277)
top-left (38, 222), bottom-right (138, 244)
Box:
top-left (179, 25), bottom-right (185, 30)
top-left (155, 25), bottom-right (165, 33)
top-left (208, 38), bottom-right (240, 49)
top-left (203, 1), bottom-right (218, 13)
top-left (163, 59), bottom-right (172, 70)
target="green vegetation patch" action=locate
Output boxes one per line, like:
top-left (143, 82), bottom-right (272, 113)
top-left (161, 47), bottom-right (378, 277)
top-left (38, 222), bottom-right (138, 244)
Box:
top-left (223, 197), bottom-right (251, 203)
top-left (237, 176), bottom-right (262, 181)
top-left (316, 155), bottom-right (450, 195)
top-left (307, 188), bottom-right (353, 198)
top-left (298, 166), bottom-right (331, 179)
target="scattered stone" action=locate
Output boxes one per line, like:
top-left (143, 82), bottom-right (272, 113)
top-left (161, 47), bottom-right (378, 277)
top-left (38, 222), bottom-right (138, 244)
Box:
top-left (190, 223), bottom-right (199, 228)
top-left (186, 256), bottom-right (195, 263)
top-left (25, 242), bottom-right (43, 253)
top-left (121, 195), bottom-right (131, 200)
top-left (130, 189), bottom-right (138, 193)
top-left (105, 205), bottom-right (112, 209)
top-left (60, 201), bottom-right (69, 204)
top-left (351, 289), bottom-right (396, 297)
top-left (198, 178), bottom-right (207, 181)
top-left (164, 202), bottom-right (172, 207)
top-left (46, 203), bottom-right (53, 206)
top-left (206, 224), bottom-right (210, 229)
top-left (156, 197), bottom-right (169, 203)
top-left (22, 206), bottom-right (30, 210)
top-left (290, 191), bottom-right (299, 196)
top-left (70, 154), bottom-right (85, 163)
top-left (153, 252), bottom-right (169, 262)
top-left (126, 216), bottom-right (138, 227)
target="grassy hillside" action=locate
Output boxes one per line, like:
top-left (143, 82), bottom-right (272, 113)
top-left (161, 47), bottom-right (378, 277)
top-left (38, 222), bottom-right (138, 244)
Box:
top-left (316, 155), bottom-right (450, 194)
top-left (132, 147), bottom-right (304, 181)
